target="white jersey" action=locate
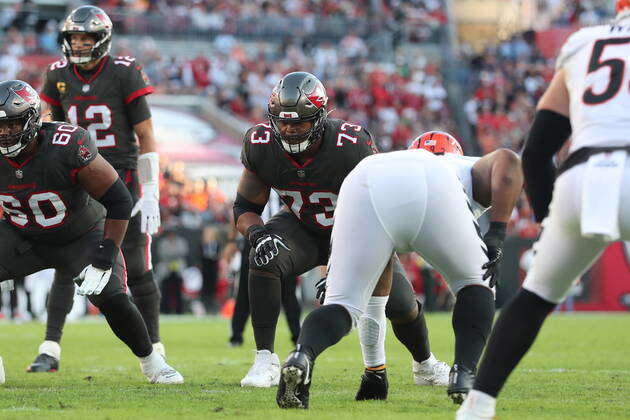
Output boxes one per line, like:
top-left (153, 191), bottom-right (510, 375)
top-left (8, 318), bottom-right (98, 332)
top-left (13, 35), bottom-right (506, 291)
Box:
top-left (556, 17), bottom-right (630, 153)
top-left (441, 154), bottom-right (489, 219)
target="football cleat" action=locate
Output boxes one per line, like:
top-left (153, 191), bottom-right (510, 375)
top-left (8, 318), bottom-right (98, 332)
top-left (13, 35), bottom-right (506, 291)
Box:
top-left (355, 368), bottom-right (388, 401)
top-left (27, 353), bottom-right (59, 373)
top-left (448, 364), bottom-right (476, 404)
top-left (413, 353), bottom-right (450, 386)
top-left (240, 350), bottom-right (280, 387)
top-left (456, 390), bottom-right (498, 420)
top-left (276, 347), bottom-right (313, 409)
top-left (140, 351), bottom-right (184, 384)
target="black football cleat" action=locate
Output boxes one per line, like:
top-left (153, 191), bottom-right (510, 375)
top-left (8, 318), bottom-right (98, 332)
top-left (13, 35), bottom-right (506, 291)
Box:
top-left (276, 347), bottom-right (313, 409)
top-left (27, 353), bottom-right (59, 373)
top-left (447, 364), bottom-right (475, 404)
top-left (355, 368), bottom-right (388, 401)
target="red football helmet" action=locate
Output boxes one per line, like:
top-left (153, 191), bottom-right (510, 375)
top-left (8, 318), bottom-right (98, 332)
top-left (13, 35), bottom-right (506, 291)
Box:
top-left (617, 0), bottom-right (630, 14)
top-left (409, 131), bottom-right (463, 156)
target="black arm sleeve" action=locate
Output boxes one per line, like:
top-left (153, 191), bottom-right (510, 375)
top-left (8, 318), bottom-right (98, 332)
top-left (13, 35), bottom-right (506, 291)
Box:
top-left (125, 94), bottom-right (152, 126)
top-left (233, 192), bottom-right (265, 225)
top-left (98, 178), bottom-right (133, 220)
top-left (522, 109), bottom-right (572, 222)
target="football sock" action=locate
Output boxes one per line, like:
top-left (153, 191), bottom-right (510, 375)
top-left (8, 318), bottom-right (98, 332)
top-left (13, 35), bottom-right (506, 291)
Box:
top-left (297, 304), bottom-right (352, 361)
top-left (130, 271), bottom-right (161, 344)
top-left (281, 277), bottom-right (302, 344)
top-left (249, 270), bottom-right (281, 352)
top-left (231, 242), bottom-right (251, 340)
top-left (98, 294), bottom-right (152, 358)
top-left (44, 274), bottom-right (75, 343)
top-left (452, 285), bottom-right (495, 371)
top-left (474, 289), bottom-right (555, 397)
top-left (391, 301), bottom-right (432, 363)
top-left (358, 296), bottom-right (388, 367)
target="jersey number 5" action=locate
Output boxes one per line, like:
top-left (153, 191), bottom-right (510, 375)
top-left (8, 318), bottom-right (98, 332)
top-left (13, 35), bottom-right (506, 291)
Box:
top-left (67, 104), bottom-right (116, 148)
top-left (582, 37), bottom-right (630, 105)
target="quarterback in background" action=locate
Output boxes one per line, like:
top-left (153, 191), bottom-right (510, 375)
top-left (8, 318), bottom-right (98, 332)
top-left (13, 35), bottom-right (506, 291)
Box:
top-left (32, 5), bottom-right (163, 372)
top-left (458, 1), bottom-right (630, 418)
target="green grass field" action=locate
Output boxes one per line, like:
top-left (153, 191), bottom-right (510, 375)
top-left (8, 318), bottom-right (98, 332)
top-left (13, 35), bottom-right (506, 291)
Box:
top-left (1, 313), bottom-right (629, 419)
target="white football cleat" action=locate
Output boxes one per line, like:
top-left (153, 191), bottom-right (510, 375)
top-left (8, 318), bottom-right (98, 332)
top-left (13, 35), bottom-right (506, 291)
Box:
top-left (140, 350), bottom-right (184, 384)
top-left (413, 353), bottom-right (450, 386)
top-left (0, 356), bottom-right (5, 384)
top-left (240, 350), bottom-right (280, 387)
top-left (455, 390), bottom-right (497, 419)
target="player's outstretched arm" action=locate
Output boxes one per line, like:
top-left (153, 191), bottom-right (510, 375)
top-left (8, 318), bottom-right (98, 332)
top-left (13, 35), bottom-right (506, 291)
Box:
top-left (471, 149), bottom-right (523, 287)
top-left (75, 154), bottom-right (133, 295)
top-left (233, 168), bottom-right (290, 267)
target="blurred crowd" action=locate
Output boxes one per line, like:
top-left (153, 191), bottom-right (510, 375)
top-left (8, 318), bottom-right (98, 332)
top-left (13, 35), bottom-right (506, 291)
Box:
top-left (4, 0), bottom-right (608, 319)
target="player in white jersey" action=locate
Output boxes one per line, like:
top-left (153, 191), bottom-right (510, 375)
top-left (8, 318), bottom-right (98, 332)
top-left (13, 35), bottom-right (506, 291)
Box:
top-left (348, 130), bottom-right (523, 404)
top-left (275, 136), bottom-right (523, 408)
top-left (457, 2), bottom-right (630, 419)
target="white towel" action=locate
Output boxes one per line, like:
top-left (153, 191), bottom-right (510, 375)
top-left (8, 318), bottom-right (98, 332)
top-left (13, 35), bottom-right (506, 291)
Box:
top-left (581, 150), bottom-right (627, 241)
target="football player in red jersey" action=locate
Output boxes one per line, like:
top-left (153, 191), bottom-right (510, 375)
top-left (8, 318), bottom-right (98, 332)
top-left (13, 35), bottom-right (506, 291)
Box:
top-left (32, 5), bottom-right (163, 372)
top-left (0, 80), bottom-right (182, 383)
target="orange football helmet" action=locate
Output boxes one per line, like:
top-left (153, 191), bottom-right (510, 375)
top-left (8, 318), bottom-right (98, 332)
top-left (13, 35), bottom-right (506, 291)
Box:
top-left (409, 131), bottom-right (463, 156)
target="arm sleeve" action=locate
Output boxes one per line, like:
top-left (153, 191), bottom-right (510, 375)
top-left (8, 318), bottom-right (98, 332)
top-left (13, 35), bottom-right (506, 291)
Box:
top-left (40, 70), bottom-right (61, 107)
top-left (125, 94), bottom-right (152, 125)
top-left (120, 61), bottom-right (155, 105)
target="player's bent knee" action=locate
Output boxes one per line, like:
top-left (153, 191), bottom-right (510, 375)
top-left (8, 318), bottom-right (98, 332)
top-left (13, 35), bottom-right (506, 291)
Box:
top-left (522, 280), bottom-right (564, 305)
top-left (385, 299), bottom-right (418, 323)
top-left (323, 300), bottom-right (361, 328)
top-left (451, 280), bottom-right (494, 297)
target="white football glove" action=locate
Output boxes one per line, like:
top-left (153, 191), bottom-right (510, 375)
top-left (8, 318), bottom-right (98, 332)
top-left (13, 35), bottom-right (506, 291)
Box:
top-left (134, 152), bottom-right (161, 235)
top-left (131, 182), bottom-right (161, 235)
top-left (74, 265), bottom-right (112, 296)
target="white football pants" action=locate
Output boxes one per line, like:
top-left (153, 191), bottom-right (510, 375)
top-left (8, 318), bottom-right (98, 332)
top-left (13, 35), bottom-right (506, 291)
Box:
top-left (524, 156), bottom-right (630, 303)
top-left (324, 150), bottom-right (489, 324)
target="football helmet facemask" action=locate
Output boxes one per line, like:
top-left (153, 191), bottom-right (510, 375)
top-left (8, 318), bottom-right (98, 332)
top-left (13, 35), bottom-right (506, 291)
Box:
top-left (268, 71), bottom-right (328, 154)
top-left (409, 131), bottom-right (463, 156)
top-left (0, 80), bottom-right (42, 158)
top-left (60, 6), bottom-right (113, 64)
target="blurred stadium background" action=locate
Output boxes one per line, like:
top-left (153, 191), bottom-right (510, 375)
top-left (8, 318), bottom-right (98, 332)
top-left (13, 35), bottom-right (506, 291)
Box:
top-left (1, 0), bottom-right (629, 323)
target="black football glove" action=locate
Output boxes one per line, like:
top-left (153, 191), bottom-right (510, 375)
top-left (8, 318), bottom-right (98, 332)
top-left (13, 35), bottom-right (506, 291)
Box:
top-left (315, 277), bottom-right (327, 305)
top-left (247, 225), bottom-right (291, 267)
top-left (482, 222), bottom-right (507, 288)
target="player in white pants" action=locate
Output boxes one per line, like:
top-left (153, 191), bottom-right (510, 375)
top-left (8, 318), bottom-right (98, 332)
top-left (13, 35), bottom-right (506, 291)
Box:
top-left (458, 2), bottom-right (630, 418)
top-left (276, 149), bottom-right (498, 409)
